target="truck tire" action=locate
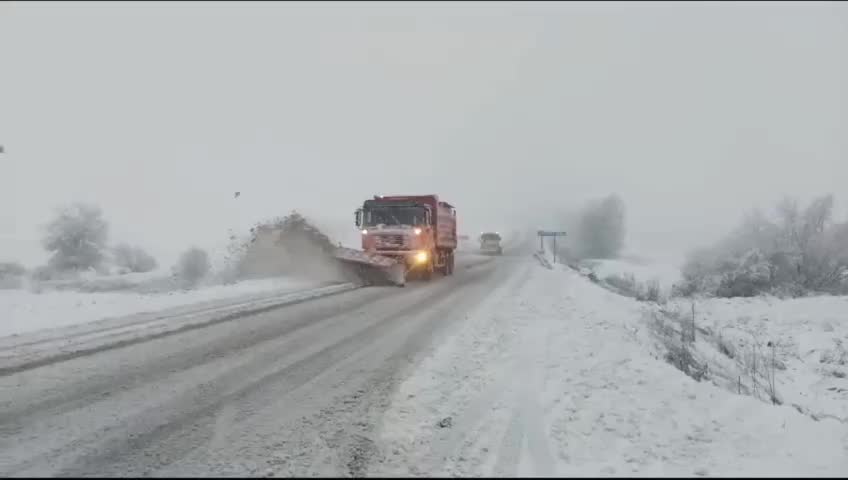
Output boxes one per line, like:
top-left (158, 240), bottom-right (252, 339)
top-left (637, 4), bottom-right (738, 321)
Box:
top-left (422, 257), bottom-right (434, 281)
top-left (436, 250), bottom-right (448, 276)
top-left (447, 252), bottom-right (455, 275)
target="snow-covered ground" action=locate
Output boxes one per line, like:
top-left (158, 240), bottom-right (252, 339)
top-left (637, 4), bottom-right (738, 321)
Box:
top-left (1, 247), bottom-right (500, 342)
top-left (581, 257), bottom-right (683, 293)
top-left (577, 254), bottom-right (848, 425)
top-left (30, 269), bottom-right (171, 293)
top-left (374, 259), bottom-right (848, 476)
top-left (663, 294), bottom-right (848, 425)
top-left (0, 276), bottom-right (325, 339)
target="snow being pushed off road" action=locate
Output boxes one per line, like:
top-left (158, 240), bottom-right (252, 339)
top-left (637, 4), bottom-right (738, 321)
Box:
top-left (0, 277), bottom-right (323, 338)
top-left (374, 261), bottom-right (848, 477)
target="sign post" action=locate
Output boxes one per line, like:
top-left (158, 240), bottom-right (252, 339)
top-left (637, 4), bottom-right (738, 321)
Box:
top-left (537, 230), bottom-right (567, 263)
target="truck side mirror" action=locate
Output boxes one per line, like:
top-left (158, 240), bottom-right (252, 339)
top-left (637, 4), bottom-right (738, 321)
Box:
top-left (355, 209), bottom-right (362, 227)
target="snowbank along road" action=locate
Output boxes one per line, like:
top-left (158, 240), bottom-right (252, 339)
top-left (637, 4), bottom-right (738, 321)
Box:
top-left (374, 258), bottom-right (848, 477)
top-left (2, 234), bottom-right (844, 477)
top-left (0, 240), bottom-right (530, 477)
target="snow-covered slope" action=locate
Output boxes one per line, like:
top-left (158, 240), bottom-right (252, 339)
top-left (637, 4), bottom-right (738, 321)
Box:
top-left (582, 257), bottom-right (682, 292)
top-left (374, 259), bottom-right (847, 476)
top-left (664, 294), bottom-right (848, 425)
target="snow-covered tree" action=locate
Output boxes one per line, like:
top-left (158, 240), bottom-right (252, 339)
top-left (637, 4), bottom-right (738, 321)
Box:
top-left (42, 203), bottom-right (109, 272)
top-left (0, 261), bottom-right (26, 289)
top-left (174, 247), bottom-right (210, 287)
top-left (575, 194), bottom-right (626, 259)
top-left (679, 194), bottom-right (848, 297)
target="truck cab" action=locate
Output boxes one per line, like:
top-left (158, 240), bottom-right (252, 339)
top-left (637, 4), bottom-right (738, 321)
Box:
top-left (355, 195), bottom-right (457, 280)
top-left (479, 232), bottom-right (503, 255)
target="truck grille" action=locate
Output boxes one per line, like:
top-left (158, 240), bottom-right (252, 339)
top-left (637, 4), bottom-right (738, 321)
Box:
top-left (375, 234), bottom-right (406, 250)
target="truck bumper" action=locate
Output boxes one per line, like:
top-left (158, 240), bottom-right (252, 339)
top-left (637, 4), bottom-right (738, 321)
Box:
top-left (372, 250), bottom-right (430, 270)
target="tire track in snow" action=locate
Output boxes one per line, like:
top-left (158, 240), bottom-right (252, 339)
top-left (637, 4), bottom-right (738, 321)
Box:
top-left (431, 264), bottom-right (536, 475)
top-left (520, 323), bottom-right (557, 477)
top-left (373, 261), bottom-right (534, 476)
top-left (492, 288), bottom-right (556, 477)
top-left (376, 259), bottom-right (562, 477)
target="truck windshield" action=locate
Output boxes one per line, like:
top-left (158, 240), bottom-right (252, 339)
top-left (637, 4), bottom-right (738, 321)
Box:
top-left (481, 233), bottom-right (501, 241)
top-left (364, 207), bottom-right (427, 227)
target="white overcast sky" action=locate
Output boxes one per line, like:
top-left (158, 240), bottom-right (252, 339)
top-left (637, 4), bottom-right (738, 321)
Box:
top-left (1, 1), bottom-right (846, 267)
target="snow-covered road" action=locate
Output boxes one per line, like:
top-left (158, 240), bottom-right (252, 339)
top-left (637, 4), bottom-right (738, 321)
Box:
top-left (0, 247), bottom-right (519, 476)
top-left (1, 237), bottom-right (844, 476)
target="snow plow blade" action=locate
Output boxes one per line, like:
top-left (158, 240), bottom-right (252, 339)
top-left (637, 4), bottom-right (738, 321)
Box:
top-left (333, 247), bottom-right (406, 287)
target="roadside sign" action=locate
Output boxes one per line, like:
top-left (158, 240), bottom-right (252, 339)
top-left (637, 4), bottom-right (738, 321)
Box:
top-left (537, 230), bottom-right (567, 263)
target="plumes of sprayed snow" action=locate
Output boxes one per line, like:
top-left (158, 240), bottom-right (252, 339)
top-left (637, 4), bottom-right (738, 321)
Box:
top-left (374, 261), bottom-right (847, 477)
top-left (225, 212), bottom-right (352, 285)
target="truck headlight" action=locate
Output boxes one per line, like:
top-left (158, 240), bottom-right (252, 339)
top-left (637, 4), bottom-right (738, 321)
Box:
top-left (414, 228), bottom-right (422, 235)
top-left (361, 229), bottom-right (368, 235)
top-left (415, 251), bottom-right (428, 263)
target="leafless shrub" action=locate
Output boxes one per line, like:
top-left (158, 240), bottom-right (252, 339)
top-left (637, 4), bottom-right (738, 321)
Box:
top-left (819, 339), bottom-right (847, 366)
top-left (112, 243), bottom-right (158, 273)
top-left (717, 334), bottom-right (736, 359)
top-left (604, 273), bottom-right (638, 297)
top-left (646, 308), bottom-right (709, 382)
top-left (603, 273), bottom-right (664, 303)
top-left (664, 343), bottom-right (708, 382)
top-left (642, 279), bottom-right (662, 303)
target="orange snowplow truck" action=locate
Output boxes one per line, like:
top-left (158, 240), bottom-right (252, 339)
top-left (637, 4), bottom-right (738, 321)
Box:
top-left (355, 194), bottom-right (457, 281)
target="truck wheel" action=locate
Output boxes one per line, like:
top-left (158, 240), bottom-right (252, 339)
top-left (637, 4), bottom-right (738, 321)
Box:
top-left (436, 251), bottom-right (446, 275)
top-left (422, 258), bottom-right (434, 281)
top-left (447, 252), bottom-right (455, 275)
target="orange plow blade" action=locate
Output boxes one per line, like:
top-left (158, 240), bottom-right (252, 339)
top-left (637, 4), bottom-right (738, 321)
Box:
top-left (333, 247), bottom-right (406, 287)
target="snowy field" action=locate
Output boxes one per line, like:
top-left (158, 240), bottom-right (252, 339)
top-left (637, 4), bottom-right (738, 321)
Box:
top-left (0, 276), bottom-right (324, 339)
top-left (1, 246), bottom-right (502, 341)
top-left (578, 254), bottom-right (848, 425)
top-left (374, 258), bottom-right (848, 476)
top-left (662, 294), bottom-right (848, 425)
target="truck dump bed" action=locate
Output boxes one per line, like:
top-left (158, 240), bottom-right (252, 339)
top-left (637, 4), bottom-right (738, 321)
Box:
top-left (376, 195), bottom-right (457, 250)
